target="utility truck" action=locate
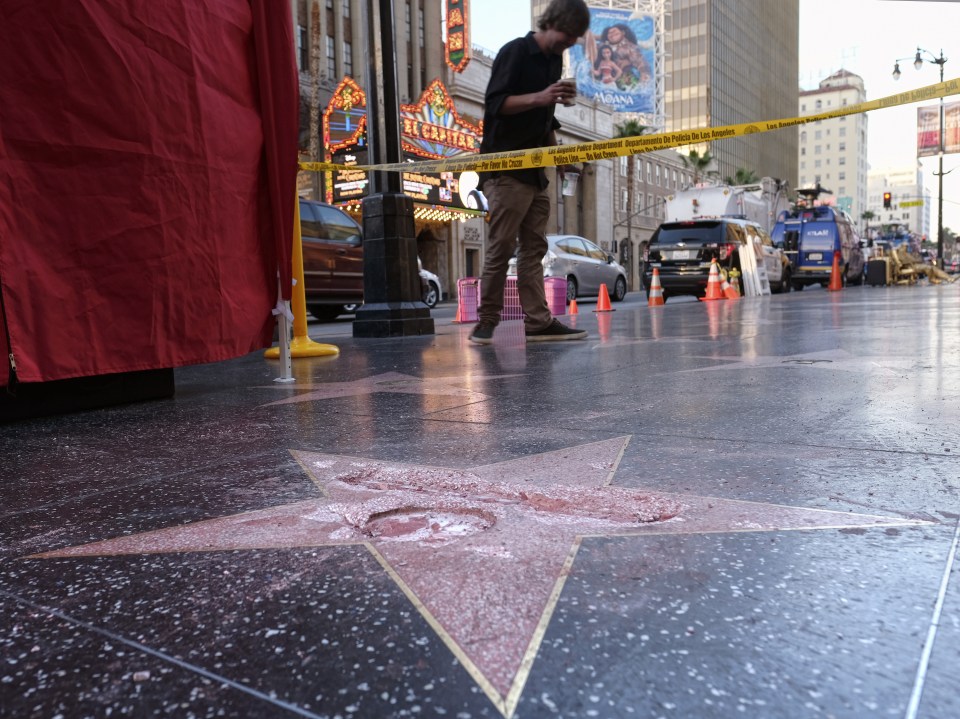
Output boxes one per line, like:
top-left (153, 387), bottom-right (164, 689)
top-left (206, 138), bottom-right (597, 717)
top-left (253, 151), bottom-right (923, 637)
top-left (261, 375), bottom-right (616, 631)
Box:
top-left (663, 177), bottom-right (790, 232)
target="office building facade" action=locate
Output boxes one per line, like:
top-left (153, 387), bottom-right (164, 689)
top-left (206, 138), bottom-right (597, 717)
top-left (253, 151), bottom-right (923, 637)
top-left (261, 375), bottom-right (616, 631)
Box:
top-left (798, 70), bottom-right (869, 225)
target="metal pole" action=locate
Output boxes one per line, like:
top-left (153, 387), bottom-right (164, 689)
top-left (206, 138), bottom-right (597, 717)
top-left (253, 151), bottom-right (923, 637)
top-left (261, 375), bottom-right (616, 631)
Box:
top-left (352, 0), bottom-right (434, 337)
top-left (937, 59), bottom-right (945, 269)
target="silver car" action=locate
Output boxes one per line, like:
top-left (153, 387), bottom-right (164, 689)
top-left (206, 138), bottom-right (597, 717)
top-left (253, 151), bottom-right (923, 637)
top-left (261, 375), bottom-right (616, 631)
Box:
top-left (418, 259), bottom-right (442, 309)
top-left (509, 234), bottom-right (628, 302)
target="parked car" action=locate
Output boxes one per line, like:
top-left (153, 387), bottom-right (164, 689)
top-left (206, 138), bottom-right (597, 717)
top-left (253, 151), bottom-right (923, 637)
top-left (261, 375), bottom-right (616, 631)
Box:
top-left (642, 217), bottom-right (791, 299)
top-left (508, 234), bottom-right (628, 302)
top-left (418, 259), bottom-right (442, 309)
top-left (299, 198), bottom-right (436, 320)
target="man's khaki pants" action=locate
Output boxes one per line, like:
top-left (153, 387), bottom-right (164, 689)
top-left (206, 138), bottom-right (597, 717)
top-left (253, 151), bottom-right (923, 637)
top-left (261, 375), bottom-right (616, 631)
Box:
top-left (478, 176), bottom-right (552, 331)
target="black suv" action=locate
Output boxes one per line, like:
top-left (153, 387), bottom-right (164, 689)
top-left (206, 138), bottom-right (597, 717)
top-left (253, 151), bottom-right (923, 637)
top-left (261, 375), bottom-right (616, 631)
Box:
top-left (642, 218), bottom-right (791, 299)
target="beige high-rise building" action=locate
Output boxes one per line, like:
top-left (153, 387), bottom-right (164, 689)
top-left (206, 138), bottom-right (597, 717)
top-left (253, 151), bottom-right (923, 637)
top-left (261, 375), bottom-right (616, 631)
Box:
top-left (798, 70), bottom-right (869, 225)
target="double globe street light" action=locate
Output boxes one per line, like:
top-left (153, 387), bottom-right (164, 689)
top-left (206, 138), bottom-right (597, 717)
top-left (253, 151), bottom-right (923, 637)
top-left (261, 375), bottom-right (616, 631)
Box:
top-left (893, 47), bottom-right (948, 269)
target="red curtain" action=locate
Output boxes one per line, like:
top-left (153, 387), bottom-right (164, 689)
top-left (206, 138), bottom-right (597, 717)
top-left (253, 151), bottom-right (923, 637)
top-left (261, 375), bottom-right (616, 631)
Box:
top-left (0, 0), bottom-right (297, 386)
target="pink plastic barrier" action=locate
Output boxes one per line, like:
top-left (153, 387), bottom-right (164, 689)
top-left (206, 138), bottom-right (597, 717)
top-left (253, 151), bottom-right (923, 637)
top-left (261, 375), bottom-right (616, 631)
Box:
top-left (544, 276), bottom-right (567, 316)
top-left (454, 276), bottom-right (567, 323)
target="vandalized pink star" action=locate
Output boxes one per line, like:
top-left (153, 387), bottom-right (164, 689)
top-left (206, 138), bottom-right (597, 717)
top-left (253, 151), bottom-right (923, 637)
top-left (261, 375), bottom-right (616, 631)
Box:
top-left (30, 438), bottom-right (929, 717)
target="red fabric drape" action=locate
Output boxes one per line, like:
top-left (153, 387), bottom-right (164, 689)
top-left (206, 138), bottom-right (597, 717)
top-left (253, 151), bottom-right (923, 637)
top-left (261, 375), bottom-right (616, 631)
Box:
top-left (0, 0), bottom-right (298, 386)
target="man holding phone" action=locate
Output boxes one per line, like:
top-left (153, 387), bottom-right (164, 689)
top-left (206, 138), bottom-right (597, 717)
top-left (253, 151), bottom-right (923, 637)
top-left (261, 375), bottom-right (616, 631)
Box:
top-left (469, 0), bottom-right (591, 345)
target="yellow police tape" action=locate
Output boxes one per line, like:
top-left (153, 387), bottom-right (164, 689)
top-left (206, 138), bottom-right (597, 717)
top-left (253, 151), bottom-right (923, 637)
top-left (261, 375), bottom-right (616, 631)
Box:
top-left (300, 77), bottom-right (960, 176)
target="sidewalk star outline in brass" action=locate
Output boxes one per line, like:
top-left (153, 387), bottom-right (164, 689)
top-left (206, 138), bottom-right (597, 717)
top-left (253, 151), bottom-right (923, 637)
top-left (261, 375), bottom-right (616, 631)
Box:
top-left (27, 437), bottom-right (932, 718)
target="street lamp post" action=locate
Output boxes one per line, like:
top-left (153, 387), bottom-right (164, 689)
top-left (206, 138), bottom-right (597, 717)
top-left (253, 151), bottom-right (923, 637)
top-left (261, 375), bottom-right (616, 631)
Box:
top-left (893, 47), bottom-right (947, 269)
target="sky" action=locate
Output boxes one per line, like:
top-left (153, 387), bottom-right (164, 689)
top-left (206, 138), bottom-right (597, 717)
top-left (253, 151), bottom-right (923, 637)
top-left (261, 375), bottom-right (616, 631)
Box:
top-left (469, 0), bottom-right (960, 231)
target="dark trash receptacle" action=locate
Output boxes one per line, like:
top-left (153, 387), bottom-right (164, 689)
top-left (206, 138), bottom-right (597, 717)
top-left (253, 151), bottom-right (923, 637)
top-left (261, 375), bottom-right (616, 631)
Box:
top-left (866, 259), bottom-right (888, 286)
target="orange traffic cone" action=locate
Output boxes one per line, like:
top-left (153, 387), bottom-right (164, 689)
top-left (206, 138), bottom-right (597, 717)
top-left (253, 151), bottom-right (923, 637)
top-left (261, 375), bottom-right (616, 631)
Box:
top-left (828, 250), bottom-right (843, 291)
top-left (648, 268), bottom-right (665, 306)
top-left (569, 298), bottom-right (579, 315)
top-left (720, 270), bottom-right (740, 301)
top-left (594, 283), bottom-right (614, 312)
top-left (699, 259), bottom-right (725, 301)
top-left (453, 301), bottom-right (463, 323)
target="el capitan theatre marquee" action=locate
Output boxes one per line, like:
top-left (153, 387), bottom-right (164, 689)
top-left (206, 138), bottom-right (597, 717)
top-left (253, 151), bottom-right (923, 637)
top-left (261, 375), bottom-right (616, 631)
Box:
top-left (322, 77), bottom-right (482, 213)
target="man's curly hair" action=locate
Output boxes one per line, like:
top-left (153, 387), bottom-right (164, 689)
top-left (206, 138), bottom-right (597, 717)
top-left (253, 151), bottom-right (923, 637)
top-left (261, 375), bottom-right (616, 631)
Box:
top-left (537, 0), bottom-right (591, 37)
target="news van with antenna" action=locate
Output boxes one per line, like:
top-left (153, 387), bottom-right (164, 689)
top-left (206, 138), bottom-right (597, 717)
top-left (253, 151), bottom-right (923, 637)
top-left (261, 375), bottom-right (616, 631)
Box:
top-left (771, 183), bottom-right (865, 289)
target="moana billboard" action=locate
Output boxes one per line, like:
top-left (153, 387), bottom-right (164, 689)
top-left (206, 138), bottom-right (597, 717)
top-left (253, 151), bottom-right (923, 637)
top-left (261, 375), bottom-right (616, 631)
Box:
top-left (566, 7), bottom-right (656, 114)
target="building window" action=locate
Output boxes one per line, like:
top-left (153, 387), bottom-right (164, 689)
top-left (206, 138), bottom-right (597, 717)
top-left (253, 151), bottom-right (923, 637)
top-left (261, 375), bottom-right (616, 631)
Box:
top-left (343, 40), bottom-right (352, 77)
top-left (839, 157), bottom-right (846, 165)
top-left (619, 156), bottom-right (627, 176)
top-left (839, 142), bottom-right (846, 151)
top-left (326, 35), bottom-right (336, 78)
top-left (342, 0), bottom-right (350, 17)
top-left (815, 99), bottom-right (822, 110)
top-left (815, 145), bottom-right (821, 154)
top-left (419, 2), bottom-right (425, 47)
top-left (297, 25), bottom-right (308, 71)
top-left (815, 130), bottom-right (822, 140)
top-left (656, 165), bottom-right (661, 186)
top-left (840, 127), bottom-right (847, 137)
top-left (801, 147), bottom-right (806, 156)
top-left (646, 162), bottom-right (652, 183)
top-left (672, 169), bottom-right (677, 187)
top-left (620, 189), bottom-right (628, 212)
top-left (647, 194), bottom-right (654, 214)
top-left (815, 160), bottom-right (821, 168)
top-left (405, 2), bottom-right (411, 42)
top-left (839, 172), bottom-right (846, 180)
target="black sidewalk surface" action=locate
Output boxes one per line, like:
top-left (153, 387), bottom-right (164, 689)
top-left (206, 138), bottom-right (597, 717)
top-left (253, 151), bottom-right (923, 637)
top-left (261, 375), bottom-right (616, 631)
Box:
top-left (2, 286), bottom-right (958, 719)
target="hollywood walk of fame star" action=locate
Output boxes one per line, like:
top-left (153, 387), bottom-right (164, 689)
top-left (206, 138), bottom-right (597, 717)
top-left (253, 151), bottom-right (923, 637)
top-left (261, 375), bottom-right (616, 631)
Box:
top-left (259, 371), bottom-right (523, 407)
top-left (28, 438), bottom-right (931, 718)
top-left (680, 348), bottom-right (919, 376)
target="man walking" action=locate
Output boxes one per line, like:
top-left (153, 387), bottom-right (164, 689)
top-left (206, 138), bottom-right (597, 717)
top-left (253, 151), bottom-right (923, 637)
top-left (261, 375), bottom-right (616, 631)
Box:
top-left (469, 0), bottom-right (591, 345)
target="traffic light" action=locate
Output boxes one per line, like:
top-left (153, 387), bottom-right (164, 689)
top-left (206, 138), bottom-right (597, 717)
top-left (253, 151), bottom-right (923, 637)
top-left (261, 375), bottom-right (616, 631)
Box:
top-left (883, 192), bottom-right (892, 209)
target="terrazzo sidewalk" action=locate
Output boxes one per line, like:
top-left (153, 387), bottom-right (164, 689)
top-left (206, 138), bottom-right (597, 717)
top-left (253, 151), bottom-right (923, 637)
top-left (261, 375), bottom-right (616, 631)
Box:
top-left (2, 285), bottom-right (958, 718)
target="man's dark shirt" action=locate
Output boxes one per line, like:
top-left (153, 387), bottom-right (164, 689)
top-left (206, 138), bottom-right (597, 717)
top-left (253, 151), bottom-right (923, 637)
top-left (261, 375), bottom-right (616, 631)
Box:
top-left (479, 32), bottom-right (562, 191)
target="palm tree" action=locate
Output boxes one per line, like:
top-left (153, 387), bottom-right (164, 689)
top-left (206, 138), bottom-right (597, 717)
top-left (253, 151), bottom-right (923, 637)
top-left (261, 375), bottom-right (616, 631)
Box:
top-left (681, 149), bottom-right (715, 186)
top-left (614, 120), bottom-right (649, 290)
top-left (723, 167), bottom-right (759, 186)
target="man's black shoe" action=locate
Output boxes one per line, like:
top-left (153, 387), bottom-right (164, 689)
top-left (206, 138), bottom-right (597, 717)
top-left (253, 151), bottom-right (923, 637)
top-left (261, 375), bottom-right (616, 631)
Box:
top-left (468, 320), bottom-right (496, 345)
top-left (525, 319), bottom-right (588, 342)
